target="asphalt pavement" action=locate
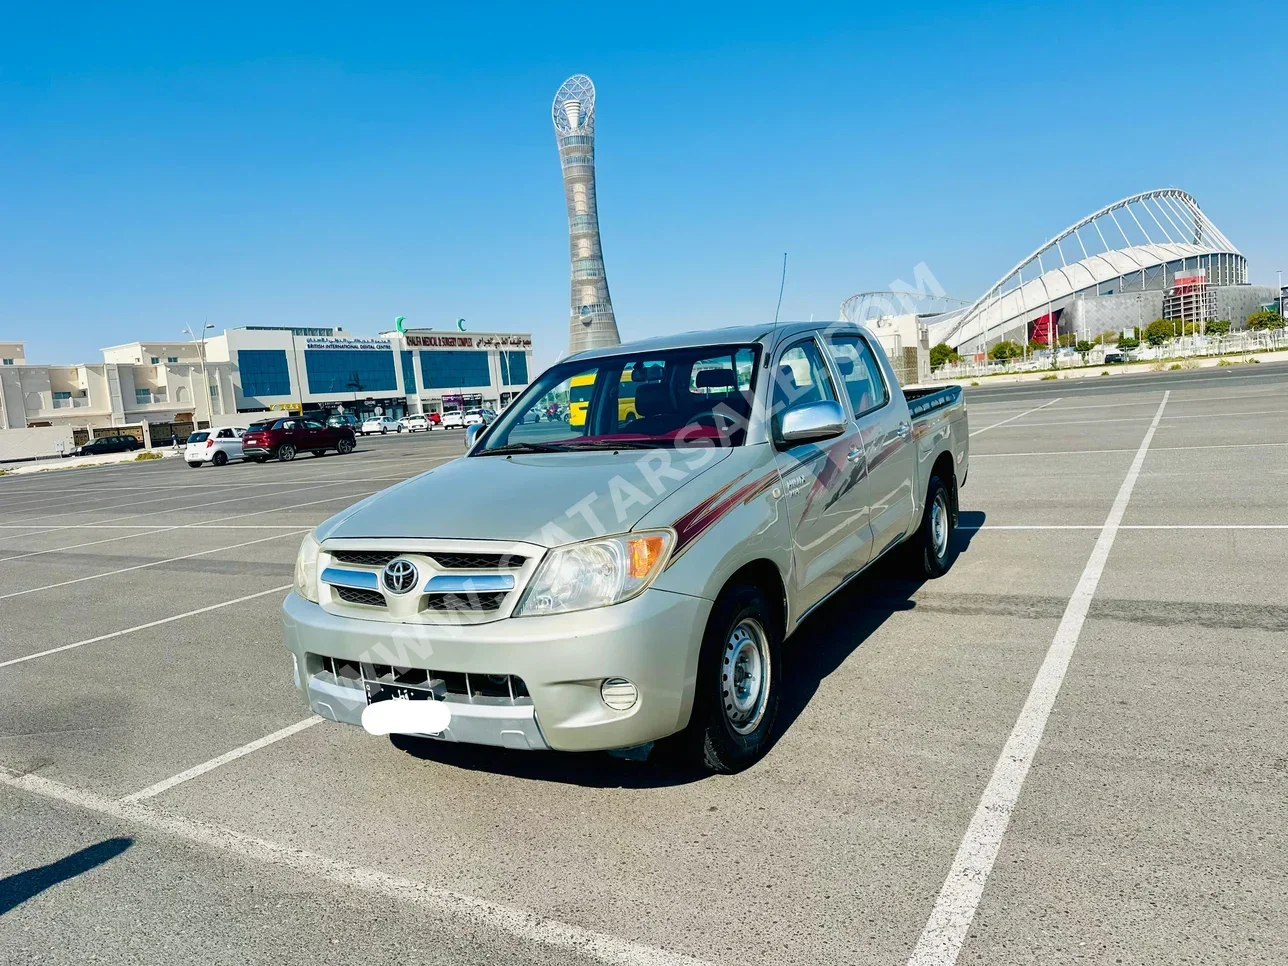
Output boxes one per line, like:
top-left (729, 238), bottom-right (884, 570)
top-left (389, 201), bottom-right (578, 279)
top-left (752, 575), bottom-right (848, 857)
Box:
top-left (1, 374), bottom-right (1285, 966)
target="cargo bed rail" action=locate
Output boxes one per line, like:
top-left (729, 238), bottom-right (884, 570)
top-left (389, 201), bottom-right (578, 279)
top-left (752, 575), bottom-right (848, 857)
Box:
top-left (903, 385), bottom-right (962, 421)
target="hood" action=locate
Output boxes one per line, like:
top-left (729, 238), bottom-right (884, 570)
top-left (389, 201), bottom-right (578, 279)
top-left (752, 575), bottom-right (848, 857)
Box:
top-left (316, 449), bottom-right (733, 547)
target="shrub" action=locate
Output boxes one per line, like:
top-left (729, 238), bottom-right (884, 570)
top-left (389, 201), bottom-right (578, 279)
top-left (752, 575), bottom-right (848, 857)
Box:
top-left (1118, 336), bottom-right (1140, 350)
top-left (969, 381), bottom-right (980, 387)
top-left (1206, 319), bottom-right (1232, 336)
top-left (1144, 319), bottom-right (1175, 346)
top-left (134, 451), bottom-right (162, 461)
top-left (989, 340), bottom-right (1023, 361)
top-left (1217, 358), bottom-right (1233, 367)
top-left (1040, 373), bottom-right (1058, 381)
top-left (1075, 340), bottom-right (1094, 355)
top-left (929, 343), bottom-right (961, 369)
top-left (1251, 357), bottom-right (1262, 363)
top-left (1167, 363), bottom-right (1181, 370)
top-left (1246, 309), bottom-right (1283, 331)
top-left (1101, 370), bottom-right (1110, 376)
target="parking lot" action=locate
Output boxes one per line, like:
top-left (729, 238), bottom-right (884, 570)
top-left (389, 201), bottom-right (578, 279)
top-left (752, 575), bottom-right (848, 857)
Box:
top-left (2, 366), bottom-right (1286, 966)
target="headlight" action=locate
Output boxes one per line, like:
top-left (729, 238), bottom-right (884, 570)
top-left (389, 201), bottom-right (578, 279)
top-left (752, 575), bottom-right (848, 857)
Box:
top-left (514, 530), bottom-right (674, 617)
top-left (294, 532), bottom-right (321, 603)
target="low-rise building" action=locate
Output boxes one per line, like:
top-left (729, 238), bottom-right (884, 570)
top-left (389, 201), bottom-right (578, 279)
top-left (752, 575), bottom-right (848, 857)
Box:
top-left (207, 325), bottom-right (533, 422)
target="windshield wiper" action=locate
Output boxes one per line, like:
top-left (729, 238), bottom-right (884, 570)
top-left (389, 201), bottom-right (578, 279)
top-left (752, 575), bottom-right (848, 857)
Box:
top-left (476, 442), bottom-right (568, 456)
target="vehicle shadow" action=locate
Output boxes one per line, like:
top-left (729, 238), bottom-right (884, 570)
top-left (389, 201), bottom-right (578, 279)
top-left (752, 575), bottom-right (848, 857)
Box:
top-left (393, 510), bottom-right (984, 788)
top-left (767, 509), bottom-right (984, 755)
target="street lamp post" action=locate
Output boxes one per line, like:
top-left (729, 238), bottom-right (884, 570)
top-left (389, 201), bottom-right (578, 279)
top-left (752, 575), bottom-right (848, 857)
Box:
top-left (182, 322), bottom-right (215, 425)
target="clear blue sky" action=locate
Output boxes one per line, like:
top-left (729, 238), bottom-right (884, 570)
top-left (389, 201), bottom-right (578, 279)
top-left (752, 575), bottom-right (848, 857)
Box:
top-left (2, 1), bottom-right (1285, 368)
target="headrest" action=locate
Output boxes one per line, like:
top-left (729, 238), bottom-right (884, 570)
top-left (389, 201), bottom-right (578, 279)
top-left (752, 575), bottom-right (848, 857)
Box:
top-left (777, 364), bottom-right (799, 390)
top-left (631, 363), bottom-right (664, 383)
top-left (634, 382), bottom-right (671, 416)
top-left (695, 368), bottom-right (736, 390)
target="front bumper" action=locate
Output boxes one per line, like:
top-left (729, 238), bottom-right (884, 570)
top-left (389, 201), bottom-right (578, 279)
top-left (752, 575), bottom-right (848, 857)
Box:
top-left (281, 588), bottom-right (711, 752)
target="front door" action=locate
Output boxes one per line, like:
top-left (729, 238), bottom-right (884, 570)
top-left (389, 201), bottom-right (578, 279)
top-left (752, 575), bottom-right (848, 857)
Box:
top-left (771, 336), bottom-right (874, 619)
top-left (824, 332), bottom-right (917, 557)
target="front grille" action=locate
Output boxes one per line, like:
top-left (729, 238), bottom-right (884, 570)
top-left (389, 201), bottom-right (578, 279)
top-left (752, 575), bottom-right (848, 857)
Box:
top-left (430, 553), bottom-right (526, 570)
top-left (335, 586), bottom-right (387, 607)
top-left (319, 657), bottom-right (530, 703)
top-left (422, 591), bottom-right (507, 612)
top-left (331, 550), bottom-right (399, 567)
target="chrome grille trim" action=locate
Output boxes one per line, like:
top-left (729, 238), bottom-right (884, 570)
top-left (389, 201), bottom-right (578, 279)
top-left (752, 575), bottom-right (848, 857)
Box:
top-left (316, 537), bottom-right (545, 625)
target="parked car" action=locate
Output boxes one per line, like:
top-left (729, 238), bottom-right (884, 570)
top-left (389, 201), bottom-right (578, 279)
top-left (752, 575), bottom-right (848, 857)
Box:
top-left (283, 321), bottom-right (969, 773)
top-left (462, 408), bottom-right (495, 426)
top-left (439, 410), bottom-right (465, 429)
top-left (398, 415), bottom-right (433, 433)
top-left (71, 434), bottom-right (141, 457)
top-left (185, 427), bottom-right (247, 468)
top-left (241, 417), bottom-right (356, 462)
top-left (327, 413), bottom-right (361, 431)
top-left (360, 416), bottom-right (402, 436)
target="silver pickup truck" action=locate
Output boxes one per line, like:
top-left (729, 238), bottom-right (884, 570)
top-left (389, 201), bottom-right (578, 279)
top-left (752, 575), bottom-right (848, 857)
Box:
top-left (283, 322), bottom-right (968, 772)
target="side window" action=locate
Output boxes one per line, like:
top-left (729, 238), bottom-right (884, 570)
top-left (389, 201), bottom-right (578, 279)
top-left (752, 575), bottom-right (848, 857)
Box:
top-left (304, 420), bottom-right (324, 430)
top-left (773, 339), bottom-right (837, 416)
top-left (825, 334), bottom-right (889, 417)
top-left (282, 420), bottom-right (296, 430)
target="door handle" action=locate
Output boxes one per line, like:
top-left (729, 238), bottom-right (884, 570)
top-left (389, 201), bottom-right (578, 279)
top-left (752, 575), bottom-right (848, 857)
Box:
top-left (846, 448), bottom-right (864, 462)
top-left (896, 422), bottom-right (911, 439)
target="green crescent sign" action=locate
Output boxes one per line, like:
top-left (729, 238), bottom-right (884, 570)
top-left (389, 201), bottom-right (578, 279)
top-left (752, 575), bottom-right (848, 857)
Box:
top-left (395, 316), bottom-right (407, 334)
top-left (457, 318), bottom-right (466, 332)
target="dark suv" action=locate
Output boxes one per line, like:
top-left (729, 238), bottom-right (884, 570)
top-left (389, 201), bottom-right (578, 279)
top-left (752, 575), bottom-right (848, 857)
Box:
top-left (240, 417), bottom-right (356, 462)
top-left (72, 434), bottom-right (142, 456)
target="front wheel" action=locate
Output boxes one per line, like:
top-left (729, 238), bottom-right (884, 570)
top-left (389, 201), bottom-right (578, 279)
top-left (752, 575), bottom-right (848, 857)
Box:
top-left (336, 437), bottom-right (354, 455)
top-left (381, 427), bottom-right (388, 435)
top-left (909, 474), bottom-right (956, 578)
top-left (276, 443), bottom-right (296, 462)
top-left (679, 584), bottom-right (781, 774)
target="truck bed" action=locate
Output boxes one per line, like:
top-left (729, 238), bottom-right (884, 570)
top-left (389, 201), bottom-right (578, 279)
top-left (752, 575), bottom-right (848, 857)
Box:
top-left (903, 384), bottom-right (962, 421)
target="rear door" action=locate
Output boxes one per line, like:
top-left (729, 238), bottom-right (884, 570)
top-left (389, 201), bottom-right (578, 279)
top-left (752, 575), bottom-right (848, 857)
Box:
top-left (771, 335), bottom-right (873, 616)
top-left (825, 332), bottom-right (917, 557)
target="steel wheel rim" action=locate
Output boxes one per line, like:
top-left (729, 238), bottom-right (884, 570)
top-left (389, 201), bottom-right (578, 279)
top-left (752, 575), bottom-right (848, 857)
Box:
top-left (722, 618), bottom-right (770, 735)
top-left (280, 444), bottom-right (295, 460)
top-left (931, 491), bottom-right (949, 560)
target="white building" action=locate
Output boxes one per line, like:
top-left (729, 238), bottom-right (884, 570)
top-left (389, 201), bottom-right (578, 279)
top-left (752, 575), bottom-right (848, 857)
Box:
top-left (0, 340), bottom-right (234, 453)
top-left (207, 325), bottom-right (533, 421)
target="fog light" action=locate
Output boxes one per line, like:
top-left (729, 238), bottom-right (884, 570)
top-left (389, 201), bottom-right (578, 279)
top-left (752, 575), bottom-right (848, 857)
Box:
top-left (600, 678), bottom-right (638, 711)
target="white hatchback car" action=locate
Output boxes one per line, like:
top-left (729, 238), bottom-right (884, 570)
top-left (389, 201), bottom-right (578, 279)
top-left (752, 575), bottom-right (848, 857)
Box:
top-left (439, 411), bottom-right (465, 429)
top-left (360, 416), bottom-right (402, 435)
top-left (398, 415), bottom-right (431, 433)
top-left (185, 427), bottom-right (247, 468)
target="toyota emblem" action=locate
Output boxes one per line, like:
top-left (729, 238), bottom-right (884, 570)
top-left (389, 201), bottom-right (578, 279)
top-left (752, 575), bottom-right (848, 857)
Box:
top-left (382, 558), bottom-right (419, 595)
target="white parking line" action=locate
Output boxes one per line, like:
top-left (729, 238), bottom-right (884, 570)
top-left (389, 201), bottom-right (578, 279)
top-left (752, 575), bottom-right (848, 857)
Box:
top-left (0, 767), bottom-right (708, 966)
top-left (0, 584), bottom-right (292, 669)
top-left (0, 531), bottom-right (305, 600)
top-left (0, 524), bottom-right (308, 530)
top-left (968, 398), bottom-right (1061, 437)
top-left (962, 523), bottom-right (1288, 530)
top-left (120, 716), bottom-right (323, 802)
top-left (908, 391), bottom-right (1170, 966)
top-left (970, 440), bottom-right (1288, 458)
top-left (980, 407), bottom-right (1288, 431)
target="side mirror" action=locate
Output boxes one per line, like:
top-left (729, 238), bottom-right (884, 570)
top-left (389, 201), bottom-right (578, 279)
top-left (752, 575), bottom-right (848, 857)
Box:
top-left (777, 400), bottom-right (845, 446)
top-left (464, 423), bottom-right (484, 451)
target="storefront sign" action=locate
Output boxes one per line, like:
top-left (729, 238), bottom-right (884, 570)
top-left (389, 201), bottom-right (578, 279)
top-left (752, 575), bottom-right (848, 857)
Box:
top-left (475, 335), bottom-right (533, 349)
top-left (303, 338), bottom-right (392, 351)
top-left (404, 334), bottom-right (475, 348)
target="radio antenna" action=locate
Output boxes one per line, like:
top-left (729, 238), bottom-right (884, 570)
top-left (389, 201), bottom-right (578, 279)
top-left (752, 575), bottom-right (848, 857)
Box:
top-left (774, 252), bottom-right (787, 323)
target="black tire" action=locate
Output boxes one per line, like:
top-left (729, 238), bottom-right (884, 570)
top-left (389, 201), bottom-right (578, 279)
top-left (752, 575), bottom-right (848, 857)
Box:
top-left (252, 455), bottom-right (268, 463)
top-left (909, 474), bottom-right (956, 579)
top-left (186, 461), bottom-right (202, 469)
top-left (276, 443), bottom-right (296, 462)
top-left (679, 583), bottom-right (781, 774)
top-left (212, 451), bottom-right (228, 467)
top-left (381, 427), bottom-right (388, 434)
top-left (311, 450), bottom-right (326, 457)
top-left (336, 437), bottom-right (354, 455)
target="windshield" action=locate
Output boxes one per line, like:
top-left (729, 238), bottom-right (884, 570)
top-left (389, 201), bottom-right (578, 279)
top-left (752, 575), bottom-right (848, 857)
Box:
top-left (475, 344), bottom-right (760, 454)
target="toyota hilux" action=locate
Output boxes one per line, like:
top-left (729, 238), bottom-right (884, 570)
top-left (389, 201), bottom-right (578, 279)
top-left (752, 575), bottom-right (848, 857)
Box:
top-left (282, 322), bottom-right (968, 772)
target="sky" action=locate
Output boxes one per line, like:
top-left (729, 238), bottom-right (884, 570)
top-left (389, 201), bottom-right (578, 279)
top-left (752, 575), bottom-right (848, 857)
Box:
top-left (2, 1), bottom-right (1285, 369)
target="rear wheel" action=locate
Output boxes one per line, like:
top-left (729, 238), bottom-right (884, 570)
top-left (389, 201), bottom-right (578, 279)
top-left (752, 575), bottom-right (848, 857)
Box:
top-left (909, 474), bottom-right (956, 578)
top-left (679, 583), bottom-right (781, 774)
top-left (252, 455), bottom-right (268, 463)
top-left (186, 461), bottom-right (202, 469)
top-left (276, 443), bottom-right (296, 462)
top-left (336, 437), bottom-right (354, 455)
top-left (212, 451), bottom-right (228, 467)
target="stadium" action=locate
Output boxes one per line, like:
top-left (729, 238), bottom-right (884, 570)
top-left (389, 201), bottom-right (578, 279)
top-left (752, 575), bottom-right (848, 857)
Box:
top-left (843, 189), bottom-right (1278, 359)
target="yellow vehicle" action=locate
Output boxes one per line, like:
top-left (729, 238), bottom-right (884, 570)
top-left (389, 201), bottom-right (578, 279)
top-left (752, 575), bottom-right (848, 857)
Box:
top-left (567, 371), bottom-right (638, 428)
